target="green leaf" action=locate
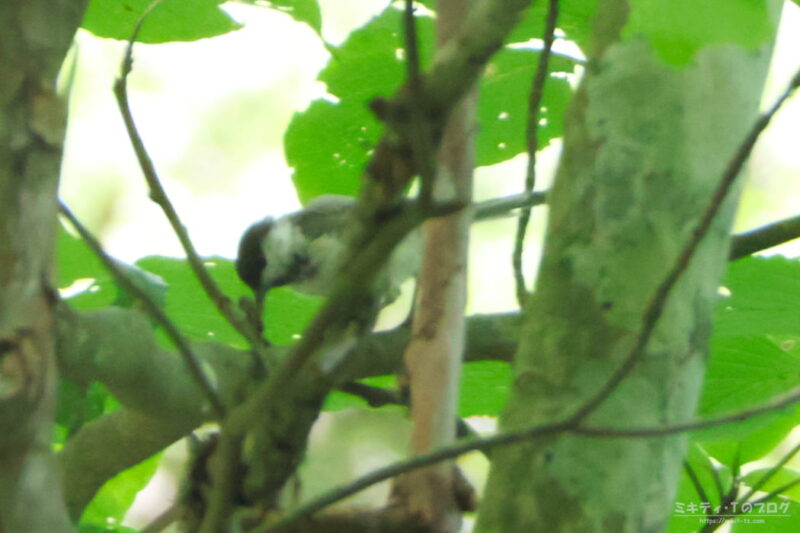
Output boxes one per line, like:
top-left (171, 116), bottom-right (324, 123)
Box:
top-left (57, 225), bottom-right (118, 310)
top-left (625, 0), bottom-right (776, 67)
top-left (715, 256), bottom-right (800, 339)
top-left (55, 381), bottom-right (118, 445)
top-left (111, 261), bottom-right (168, 309)
top-left (693, 336), bottom-right (800, 463)
top-left (697, 257), bottom-right (800, 464)
top-left (319, 7), bottom-right (435, 100)
top-left (477, 48), bottom-right (573, 166)
top-left (285, 7), bottom-right (434, 202)
top-left (509, 0), bottom-right (597, 52)
top-left (262, 0), bottom-right (322, 35)
top-left (80, 453), bottom-right (162, 528)
top-left (459, 361), bottom-right (512, 417)
top-left (285, 100), bottom-right (376, 202)
top-left (742, 467), bottom-right (800, 502)
top-left (135, 255), bottom-right (249, 347)
top-left (263, 287), bottom-right (324, 346)
top-left (82, 0), bottom-right (241, 43)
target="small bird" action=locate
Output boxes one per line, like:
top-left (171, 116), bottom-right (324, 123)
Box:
top-left (235, 195), bottom-right (419, 306)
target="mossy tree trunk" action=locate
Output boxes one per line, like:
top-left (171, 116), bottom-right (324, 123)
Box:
top-left (477, 1), bottom-right (781, 531)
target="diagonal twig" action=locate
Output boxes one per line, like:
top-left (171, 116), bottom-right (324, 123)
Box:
top-left (737, 440), bottom-right (800, 504)
top-left (730, 212), bottom-right (800, 259)
top-left (113, 0), bottom-right (273, 371)
top-left (262, 65), bottom-right (800, 531)
top-left (58, 200), bottom-right (226, 418)
top-left (265, 380), bottom-right (800, 530)
top-left (566, 66), bottom-right (800, 424)
top-left (403, 0), bottom-right (437, 206)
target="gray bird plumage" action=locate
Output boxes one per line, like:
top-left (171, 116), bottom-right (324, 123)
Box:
top-left (235, 195), bottom-right (419, 303)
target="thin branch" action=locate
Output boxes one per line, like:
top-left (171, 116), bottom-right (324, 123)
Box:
top-left (113, 1), bottom-right (272, 371)
top-left (403, 0), bottom-right (421, 87)
top-left (750, 477), bottom-right (800, 506)
top-left (338, 381), bottom-right (403, 408)
top-left (474, 189), bottom-right (798, 257)
top-left (264, 383), bottom-right (800, 529)
top-left (338, 382), bottom-right (482, 451)
top-left (737, 440), bottom-right (800, 504)
top-left (474, 191), bottom-right (547, 220)
top-left (683, 460), bottom-right (711, 510)
top-left (708, 454), bottom-right (728, 510)
top-left (706, 475), bottom-right (800, 531)
top-left (58, 201), bottom-right (226, 418)
top-left (403, 0), bottom-right (437, 206)
top-left (730, 212), bottom-right (800, 259)
top-left (566, 66), bottom-right (800, 424)
top-left (512, 0), bottom-right (559, 307)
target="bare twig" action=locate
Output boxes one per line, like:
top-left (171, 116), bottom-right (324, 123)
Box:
top-left (264, 382), bottom-right (800, 530)
top-left (474, 189), bottom-right (798, 258)
top-left (737, 440), bottom-right (800, 504)
top-left (403, 0), bottom-right (437, 206)
top-left (730, 212), bottom-right (800, 259)
top-left (113, 1), bottom-right (272, 371)
top-left (703, 448), bottom-right (800, 532)
top-left (58, 201), bottom-right (226, 418)
top-left (683, 460), bottom-right (711, 511)
top-left (474, 191), bottom-right (547, 220)
top-left (512, 0), bottom-right (559, 306)
top-left (263, 69), bottom-right (800, 528)
top-left (566, 66), bottom-right (800, 424)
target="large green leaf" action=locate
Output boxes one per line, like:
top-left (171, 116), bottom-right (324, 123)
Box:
top-left (319, 7), bottom-right (435, 100)
top-left (693, 335), bottom-right (800, 464)
top-left (285, 100), bottom-right (376, 203)
top-left (82, 0), bottom-right (240, 43)
top-left (285, 7), bottom-right (434, 202)
top-left (690, 257), bottom-right (800, 464)
top-left (262, 286), bottom-right (324, 346)
top-left (714, 256), bottom-right (800, 339)
top-left (286, 5), bottom-right (576, 200)
top-left (135, 255), bottom-right (249, 347)
top-left (477, 48), bottom-right (573, 166)
top-left (625, 0), bottom-right (776, 67)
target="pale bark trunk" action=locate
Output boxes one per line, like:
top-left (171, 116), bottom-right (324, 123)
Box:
top-left (477, 1), bottom-right (781, 531)
top-left (0, 1), bottom-right (87, 531)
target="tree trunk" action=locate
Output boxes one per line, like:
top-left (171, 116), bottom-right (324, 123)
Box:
top-left (0, 1), bottom-right (88, 531)
top-left (477, 1), bottom-right (781, 531)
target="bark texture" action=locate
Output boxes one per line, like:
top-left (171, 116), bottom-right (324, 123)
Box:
top-left (0, 1), bottom-right (88, 531)
top-left (477, 1), bottom-right (781, 531)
